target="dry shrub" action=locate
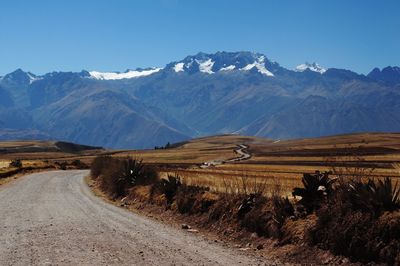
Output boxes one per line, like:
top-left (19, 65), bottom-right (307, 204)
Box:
top-left (90, 155), bottom-right (112, 178)
top-left (98, 158), bottom-right (125, 198)
top-left (208, 194), bottom-right (242, 222)
top-left (280, 214), bottom-right (317, 245)
top-left (240, 195), bottom-right (275, 237)
top-left (240, 194), bottom-right (294, 238)
top-left (54, 161), bottom-right (67, 170)
top-left (175, 184), bottom-right (212, 214)
top-left (91, 156), bottom-right (158, 199)
top-left (151, 174), bottom-right (182, 207)
top-left (272, 196), bottom-right (295, 231)
top-left (129, 185), bottom-right (153, 202)
top-left (9, 159), bottom-right (22, 168)
top-left (194, 191), bottom-right (219, 212)
top-left (309, 177), bottom-right (400, 265)
top-left (71, 159), bottom-right (88, 169)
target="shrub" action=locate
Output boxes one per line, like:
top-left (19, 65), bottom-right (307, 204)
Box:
top-left (90, 156), bottom-right (112, 178)
top-left (208, 194), bottom-right (241, 222)
top-left (309, 177), bottom-right (400, 265)
top-left (175, 185), bottom-right (198, 214)
top-left (9, 159), bottom-right (22, 168)
top-left (240, 194), bottom-right (294, 238)
top-left (71, 159), bottom-right (88, 169)
top-left (151, 174), bottom-right (182, 207)
top-left (240, 195), bottom-right (272, 237)
top-left (99, 159), bottom-right (129, 198)
top-left (237, 193), bottom-right (257, 218)
top-left (292, 171), bottom-right (335, 213)
top-left (120, 158), bottom-right (158, 186)
top-left (272, 196), bottom-right (294, 231)
top-left (54, 161), bottom-right (67, 170)
top-left (346, 177), bottom-right (400, 216)
top-left (175, 184), bottom-right (210, 214)
top-left (93, 156), bottom-right (158, 199)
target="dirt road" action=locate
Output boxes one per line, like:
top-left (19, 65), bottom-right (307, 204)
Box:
top-left (0, 170), bottom-right (274, 265)
top-left (201, 144), bottom-right (251, 168)
top-left (226, 144), bottom-right (251, 162)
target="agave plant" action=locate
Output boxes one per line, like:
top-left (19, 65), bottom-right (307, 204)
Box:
top-left (159, 174), bottom-right (182, 206)
top-left (292, 171), bottom-right (335, 213)
top-left (121, 158), bottom-right (145, 185)
top-left (9, 159), bottom-right (22, 168)
top-left (348, 177), bottom-right (400, 216)
top-left (272, 196), bottom-right (294, 229)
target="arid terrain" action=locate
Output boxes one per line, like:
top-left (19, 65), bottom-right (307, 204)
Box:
top-left (1, 133), bottom-right (400, 195)
top-left (1, 133), bottom-right (400, 265)
top-left (114, 133), bottom-right (400, 196)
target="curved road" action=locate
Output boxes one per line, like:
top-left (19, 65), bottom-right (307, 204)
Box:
top-left (201, 144), bottom-right (251, 168)
top-left (0, 171), bottom-right (272, 265)
top-left (226, 144), bottom-right (251, 162)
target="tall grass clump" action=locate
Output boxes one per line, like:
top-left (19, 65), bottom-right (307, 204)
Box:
top-left (90, 156), bottom-right (158, 199)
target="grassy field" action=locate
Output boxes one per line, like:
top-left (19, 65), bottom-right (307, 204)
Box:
top-left (1, 133), bottom-right (400, 195)
top-left (110, 133), bottom-right (400, 196)
top-left (0, 140), bottom-right (105, 182)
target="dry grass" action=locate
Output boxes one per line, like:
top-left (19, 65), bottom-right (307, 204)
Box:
top-left (0, 160), bottom-right (10, 169)
top-left (2, 133), bottom-right (400, 196)
top-left (150, 133), bottom-right (400, 197)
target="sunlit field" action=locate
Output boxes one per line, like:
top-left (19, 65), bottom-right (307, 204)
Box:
top-left (1, 133), bottom-right (400, 196)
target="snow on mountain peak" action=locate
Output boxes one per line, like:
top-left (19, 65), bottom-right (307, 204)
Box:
top-left (295, 62), bottom-right (326, 74)
top-left (89, 68), bottom-right (162, 80)
top-left (27, 73), bottom-right (41, 84)
top-left (220, 65), bottom-right (236, 71)
top-left (168, 52), bottom-right (277, 76)
top-left (240, 55), bottom-right (274, 76)
top-left (197, 58), bottom-right (215, 74)
top-left (173, 63), bottom-right (185, 72)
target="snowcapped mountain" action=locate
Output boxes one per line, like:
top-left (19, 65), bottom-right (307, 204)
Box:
top-left (87, 52), bottom-right (280, 79)
top-left (89, 68), bottom-right (162, 80)
top-left (166, 51), bottom-right (278, 76)
top-left (0, 51), bottom-right (400, 149)
top-left (295, 62), bottom-right (326, 74)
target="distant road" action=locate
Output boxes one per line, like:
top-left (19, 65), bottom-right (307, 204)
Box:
top-left (0, 171), bottom-right (269, 265)
top-left (226, 144), bottom-right (251, 162)
top-left (201, 144), bottom-right (251, 168)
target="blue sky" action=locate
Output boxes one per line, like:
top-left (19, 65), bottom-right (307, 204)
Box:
top-left (1, 0), bottom-right (399, 75)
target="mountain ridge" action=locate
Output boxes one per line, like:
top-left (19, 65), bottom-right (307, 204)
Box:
top-left (0, 51), bottom-right (399, 148)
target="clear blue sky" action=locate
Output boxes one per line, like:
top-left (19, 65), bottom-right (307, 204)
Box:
top-left (1, 0), bottom-right (399, 75)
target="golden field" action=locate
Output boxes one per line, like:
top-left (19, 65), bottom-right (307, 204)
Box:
top-left (1, 133), bottom-right (400, 196)
top-left (113, 133), bottom-right (400, 196)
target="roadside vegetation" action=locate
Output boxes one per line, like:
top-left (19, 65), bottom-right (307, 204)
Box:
top-left (0, 158), bottom-right (88, 181)
top-left (90, 155), bottom-right (400, 265)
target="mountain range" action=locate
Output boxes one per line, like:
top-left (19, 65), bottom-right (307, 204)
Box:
top-left (1, 51), bottom-right (399, 149)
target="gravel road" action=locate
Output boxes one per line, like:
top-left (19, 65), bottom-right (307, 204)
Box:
top-left (0, 170), bottom-right (274, 265)
top-left (201, 144), bottom-right (251, 168)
